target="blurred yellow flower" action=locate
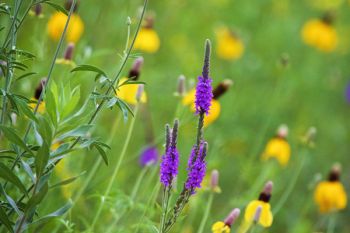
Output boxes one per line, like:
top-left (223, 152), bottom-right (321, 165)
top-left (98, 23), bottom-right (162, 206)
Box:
top-left (51, 141), bottom-right (61, 151)
top-left (182, 89), bottom-right (221, 127)
top-left (216, 27), bottom-right (244, 60)
top-left (134, 27), bottom-right (160, 53)
top-left (47, 12), bottom-right (84, 43)
top-left (301, 19), bottom-right (338, 52)
top-left (261, 137), bottom-right (291, 166)
top-left (314, 166), bottom-right (347, 213)
top-left (212, 221), bottom-right (230, 233)
top-left (244, 200), bottom-right (273, 227)
top-left (28, 98), bottom-right (46, 114)
top-left (117, 77), bottom-right (147, 105)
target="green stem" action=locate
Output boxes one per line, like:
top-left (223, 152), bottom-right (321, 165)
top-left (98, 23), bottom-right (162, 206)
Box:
top-left (131, 166), bottom-right (149, 200)
top-left (90, 106), bottom-right (139, 230)
top-left (197, 193), bottom-right (214, 233)
top-left (135, 182), bottom-right (161, 233)
top-left (52, 115), bottom-right (122, 233)
top-left (105, 166), bottom-right (150, 233)
top-left (159, 186), bottom-right (171, 233)
top-left (0, 0), bottom-right (22, 127)
top-left (327, 214), bottom-right (336, 233)
top-left (273, 153), bottom-right (306, 214)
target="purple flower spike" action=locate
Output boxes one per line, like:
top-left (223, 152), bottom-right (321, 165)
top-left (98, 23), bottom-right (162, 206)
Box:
top-left (185, 142), bottom-right (207, 191)
top-left (160, 120), bottom-right (180, 187)
top-left (195, 76), bottom-right (213, 115)
top-left (346, 82), bottom-right (350, 103)
top-left (160, 147), bottom-right (179, 187)
top-left (139, 146), bottom-right (159, 167)
top-left (195, 40), bottom-right (213, 115)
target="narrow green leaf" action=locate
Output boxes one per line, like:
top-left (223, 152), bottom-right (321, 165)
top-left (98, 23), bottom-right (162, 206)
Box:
top-left (43, 1), bottom-right (68, 15)
top-left (94, 144), bottom-right (108, 166)
top-left (25, 183), bottom-right (48, 215)
top-left (15, 97), bottom-right (38, 123)
top-left (0, 125), bottom-right (33, 156)
top-left (57, 125), bottom-right (93, 141)
top-left (24, 200), bottom-right (73, 231)
top-left (71, 64), bottom-right (107, 77)
top-left (0, 184), bottom-right (21, 215)
top-left (50, 172), bottom-right (86, 189)
top-left (35, 142), bottom-right (50, 177)
top-left (0, 205), bottom-right (14, 233)
top-left (15, 72), bottom-right (37, 82)
top-left (0, 163), bottom-right (27, 195)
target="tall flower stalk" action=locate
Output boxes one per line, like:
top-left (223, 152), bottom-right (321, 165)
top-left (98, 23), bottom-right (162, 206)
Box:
top-left (159, 39), bottom-right (213, 233)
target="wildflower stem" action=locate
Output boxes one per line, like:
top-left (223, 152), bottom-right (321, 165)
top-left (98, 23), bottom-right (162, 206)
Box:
top-left (90, 106), bottom-right (139, 230)
top-left (0, 0), bottom-right (22, 127)
top-left (22, 0), bottom-right (77, 142)
top-left (327, 214), bottom-right (336, 233)
top-left (131, 166), bottom-right (149, 200)
top-left (135, 181), bottom-right (161, 233)
top-left (273, 151), bottom-right (306, 214)
top-left (160, 186), bottom-right (171, 232)
top-left (197, 192), bottom-right (214, 233)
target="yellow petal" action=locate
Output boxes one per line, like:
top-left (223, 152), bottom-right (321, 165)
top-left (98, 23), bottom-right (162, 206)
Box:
top-left (244, 200), bottom-right (273, 227)
top-left (211, 221), bottom-right (230, 233)
top-left (301, 19), bottom-right (337, 52)
top-left (47, 12), bottom-right (84, 43)
top-left (117, 77), bottom-right (147, 105)
top-left (314, 181), bottom-right (348, 213)
top-left (134, 28), bottom-right (160, 53)
top-left (261, 137), bottom-right (291, 166)
top-left (216, 27), bottom-right (244, 60)
top-left (28, 98), bottom-right (46, 114)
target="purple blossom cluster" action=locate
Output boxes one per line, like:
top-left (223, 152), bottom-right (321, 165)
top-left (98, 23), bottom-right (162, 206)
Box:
top-left (160, 146), bottom-right (179, 187)
top-left (346, 82), bottom-right (350, 103)
top-left (160, 122), bottom-right (180, 187)
top-left (139, 146), bottom-right (159, 167)
top-left (185, 142), bottom-right (207, 191)
top-left (195, 76), bottom-right (213, 115)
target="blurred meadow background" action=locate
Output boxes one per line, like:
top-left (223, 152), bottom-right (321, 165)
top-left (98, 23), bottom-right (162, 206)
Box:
top-left (1, 0), bottom-right (350, 232)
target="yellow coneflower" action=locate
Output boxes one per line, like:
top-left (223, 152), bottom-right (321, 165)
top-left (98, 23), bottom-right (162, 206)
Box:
top-left (56, 42), bottom-right (76, 67)
top-left (244, 181), bottom-right (274, 228)
top-left (182, 79), bottom-right (232, 127)
top-left (314, 164), bottom-right (347, 213)
top-left (212, 208), bottom-right (241, 233)
top-left (216, 27), bottom-right (244, 60)
top-left (47, 12), bottom-right (84, 43)
top-left (117, 57), bottom-right (147, 105)
top-left (28, 78), bottom-right (47, 114)
top-left (261, 125), bottom-right (291, 166)
top-left (301, 16), bottom-right (338, 52)
top-left (134, 16), bottom-right (160, 53)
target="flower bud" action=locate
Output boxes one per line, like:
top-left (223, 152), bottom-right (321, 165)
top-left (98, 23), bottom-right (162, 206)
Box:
top-left (224, 208), bottom-right (240, 227)
top-left (253, 205), bottom-right (263, 223)
top-left (277, 124), bottom-right (288, 138)
top-left (213, 79), bottom-right (233, 99)
top-left (34, 78), bottom-right (47, 100)
top-left (176, 75), bottom-right (186, 96)
top-left (64, 42), bottom-right (75, 60)
top-left (135, 84), bottom-right (144, 103)
top-left (128, 57), bottom-right (144, 80)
